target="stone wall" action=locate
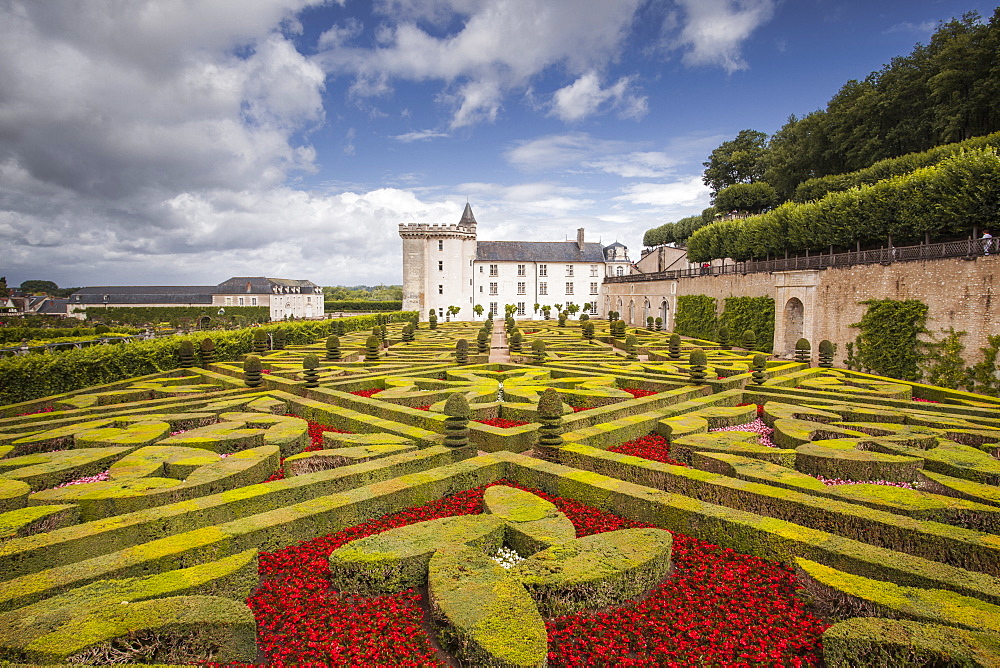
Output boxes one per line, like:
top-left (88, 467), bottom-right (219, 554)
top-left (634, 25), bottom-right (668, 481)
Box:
top-left (605, 256), bottom-right (997, 365)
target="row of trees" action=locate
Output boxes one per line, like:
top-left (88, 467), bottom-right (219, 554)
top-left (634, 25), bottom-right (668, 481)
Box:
top-left (322, 285), bottom-right (402, 301)
top-left (646, 10), bottom-right (1000, 248)
top-left (686, 149), bottom-right (1000, 262)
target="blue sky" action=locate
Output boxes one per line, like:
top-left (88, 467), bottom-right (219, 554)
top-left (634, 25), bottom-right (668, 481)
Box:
top-left (2, 0), bottom-right (996, 288)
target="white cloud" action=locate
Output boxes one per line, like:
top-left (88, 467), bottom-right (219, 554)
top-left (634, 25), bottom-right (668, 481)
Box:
top-left (673, 0), bottom-right (777, 73)
top-left (391, 129), bottom-right (450, 142)
top-left (550, 71), bottom-right (648, 122)
top-left (505, 134), bottom-right (637, 171)
top-left (583, 152), bottom-right (679, 178)
top-left (319, 0), bottom-right (643, 127)
top-left (615, 176), bottom-right (711, 208)
top-left (884, 20), bottom-right (938, 36)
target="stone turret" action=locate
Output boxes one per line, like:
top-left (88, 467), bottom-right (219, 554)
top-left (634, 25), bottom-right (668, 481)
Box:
top-left (399, 204), bottom-right (478, 316)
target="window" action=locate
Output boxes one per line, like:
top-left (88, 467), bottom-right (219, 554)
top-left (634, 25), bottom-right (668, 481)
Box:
top-left (438, 240), bottom-right (444, 251)
top-left (517, 282), bottom-right (526, 295)
top-left (539, 264), bottom-right (547, 277)
top-left (590, 303), bottom-right (598, 314)
top-left (517, 264), bottom-right (526, 277)
top-left (489, 282), bottom-right (498, 295)
top-left (489, 264), bottom-right (498, 276)
top-left (517, 302), bottom-right (526, 316)
top-left (590, 265), bottom-right (599, 276)
top-left (439, 285), bottom-right (444, 295)
top-left (590, 282), bottom-right (599, 295)
top-left (251, 297), bottom-right (258, 306)
top-left (479, 285), bottom-right (483, 293)
top-left (565, 282), bottom-right (574, 295)
top-left (438, 260), bottom-right (444, 271)
top-left (479, 265), bottom-right (483, 273)
top-left (238, 297), bottom-right (244, 306)
top-left (539, 282), bottom-right (547, 295)
top-left (566, 265), bottom-right (574, 277)
top-left (489, 302), bottom-right (498, 317)
top-left (616, 266), bottom-right (624, 276)
top-left (225, 296), bottom-right (232, 306)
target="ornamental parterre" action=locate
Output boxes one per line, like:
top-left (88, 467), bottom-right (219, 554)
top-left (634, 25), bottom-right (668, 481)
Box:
top-left (1, 316), bottom-right (1000, 666)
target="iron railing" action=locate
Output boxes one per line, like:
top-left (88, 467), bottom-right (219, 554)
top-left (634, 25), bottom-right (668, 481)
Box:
top-left (608, 238), bottom-right (997, 283)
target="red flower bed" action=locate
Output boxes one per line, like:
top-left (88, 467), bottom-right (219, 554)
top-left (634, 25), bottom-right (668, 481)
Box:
top-left (350, 389), bottom-right (383, 397)
top-left (623, 387), bottom-right (657, 398)
top-left (609, 433), bottom-right (686, 467)
top-left (475, 417), bottom-right (530, 428)
top-left (264, 417), bottom-right (349, 483)
top-left (414, 405), bottom-right (431, 411)
top-left (737, 402), bottom-right (766, 417)
top-left (571, 405), bottom-right (593, 412)
top-left (14, 406), bottom-right (54, 417)
top-left (912, 397), bottom-right (941, 403)
top-left (220, 481), bottom-right (826, 666)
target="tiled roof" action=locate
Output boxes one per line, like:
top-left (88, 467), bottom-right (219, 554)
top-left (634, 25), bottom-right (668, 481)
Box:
top-left (476, 241), bottom-right (606, 263)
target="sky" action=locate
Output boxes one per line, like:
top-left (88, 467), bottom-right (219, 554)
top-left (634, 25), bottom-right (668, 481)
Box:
top-left (2, 0), bottom-right (998, 289)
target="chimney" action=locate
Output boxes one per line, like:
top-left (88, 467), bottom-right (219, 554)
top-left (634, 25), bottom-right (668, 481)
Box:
top-left (577, 228), bottom-right (585, 251)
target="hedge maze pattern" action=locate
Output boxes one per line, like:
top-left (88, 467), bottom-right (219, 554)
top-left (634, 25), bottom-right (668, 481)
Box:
top-left (2, 318), bottom-right (1000, 665)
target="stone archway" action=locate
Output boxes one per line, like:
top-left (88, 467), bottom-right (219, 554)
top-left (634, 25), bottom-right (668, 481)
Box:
top-left (643, 299), bottom-right (650, 326)
top-left (783, 297), bottom-right (804, 357)
top-left (627, 300), bottom-right (635, 324)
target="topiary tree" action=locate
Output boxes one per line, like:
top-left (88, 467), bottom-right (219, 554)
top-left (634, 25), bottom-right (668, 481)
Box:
top-left (795, 338), bottom-right (811, 365)
top-left (647, 316), bottom-right (654, 329)
top-left (177, 340), bottom-right (195, 368)
top-left (326, 335), bottom-right (341, 360)
top-left (473, 304), bottom-right (484, 318)
top-left (579, 312), bottom-right (590, 322)
top-left (476, 328), bottom-right (489, 353)
top-left (380, 324), bottom-right (388, 344)
top-left (401, 324), bottom-right (414, 343)
top-left (252, 328), bottom-right (268, 354)
top-left (751, 353), bottom-right (767, 384)
top-left (455, 338), bottom-right (469, 364)
top-left (688, 349), bottom-right (708, 384)
top-left (625, 334), bottom-right (638, 361)
top-left (243, 355), bottom-right (262, 388)
top-left (509, 329), bottom-right (523, 354)
top-left (302, 354), bottom-right (320, 388)
top-left (557, 313), bottom-right (566, 327)
top-left (272, 328), bottom-right (286, 350)
top-left (94, 323), bottom-right (111, 335)
top-left (741, 329), bottom-right (756, 351)
top-left (668, 334), bottom-right (682, 360)
top-left (614, 320), bottom-right (627, 338)
top-left (428, 311), bottom-right (438, 330)
top-left (566, 303), bottom-right (580, 318)
top-left (818, 340), bottom-right (836, 368)
top-left (536, 387), bottom-right (564, 455)
top-left (531, 338), bottom-right (546, 364)
top-left (582, 321), bottom-right (595, 342)
top-left (443, 393), bottom-right (471, 449)
top-left (541, 305), bottom-right (551, 320)
top-left (199, 338), bottom-right (216, 367)
top-left (655, 317), bottom-right (663, 331)
top-left (717, 325), bottom-right (731, 350)
top-left (365, 335), bottom-right (380, 361)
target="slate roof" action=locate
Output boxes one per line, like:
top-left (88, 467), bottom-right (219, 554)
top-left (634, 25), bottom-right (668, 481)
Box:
top-left (215, 277), bottom-right (320, 294)
top-left (70, 286), bottom-right (215, 305)
top-left (37, 299), bottom-right (70, 315)
top-left (476, 241), bottom-right (606, 263)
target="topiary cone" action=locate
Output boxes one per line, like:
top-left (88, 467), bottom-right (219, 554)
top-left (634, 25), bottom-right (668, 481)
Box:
top-left (536, 388), bottom-right (564, 454)
top-left (365, 335), bottom-right (380, 362)
top-left (625, 334), bottom-right (638, 361)
top-left (717, 325), bottom-right (731, 350)
top-left (302, 354), bottom-right (320, 388)
top-left (531, 338), bottom-right (546, 364)
top-left (476, 329), bottom-right (489, 353)
top-left (455, 339), bottom-right (469, 364)
top-left (199, 338), bottom-right (216, 367)
top-left (741, 329), bottom-right (756, 351)
top-left (326, 335), bottom-right (341, 360)
top-left (509, 329), bottom-right (522, 354)
top-left (668, 334), bottom-right (681, 360)
top-left (252, 328), bottom-right (268, 354)
top-left (751, 353), bottom-right (768, 384)
top-left (795, 338), bottom-right (811, 365)
top-left (818, 340), bottom-right (835, 368)
top-left (177, 339), bottom-right (195, 368)
top-left (244, 355), bottom-right (263, 388)
top-left (688, 349), bottom-right (708, 384)
top-left (443, 393), bottom-right (471, 449)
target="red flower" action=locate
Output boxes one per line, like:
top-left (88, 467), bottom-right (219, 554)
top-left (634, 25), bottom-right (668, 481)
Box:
top-left (475, 417), bottom-right (530, 428)
top-left (350, 389), bottom-right (383, 397)
top-left (622, 387), bottom-right (657, 398)
top-left (610, 433), bottom-right (685, 466)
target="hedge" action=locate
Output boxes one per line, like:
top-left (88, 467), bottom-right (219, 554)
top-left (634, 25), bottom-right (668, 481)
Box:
top-left (673, 296), bottom-right (717, 340)
top-left (686, 148), bottom-right (1000, 262)
top-left (84, 306), bottom-right (270, 326)
top-left (325, 300), bottom-right (402, 312)
top-left (0, 312), bottom-right (416, 406)
top-left (721, 297), bottom-right (774, 353)
top-left (792, 130), bottom-right (1000, 203)
top-left (0, 327), bottom-right (138, 345)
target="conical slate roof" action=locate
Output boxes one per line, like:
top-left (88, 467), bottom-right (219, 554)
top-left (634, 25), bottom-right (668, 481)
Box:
top-left (459, 203), bottom-right (477, 225)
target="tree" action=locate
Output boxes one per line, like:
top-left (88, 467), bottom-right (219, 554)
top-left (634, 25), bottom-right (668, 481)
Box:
top-left (19, 280), bottom-right (59, 295)
top-left (0, 277), bottom-right (8, 299)
top-left (473, 304), bottom-right (484, 317)
top-left (714, 182), bottom-right (779, 215)
top-left (702, 129), bottom-right (769, 198)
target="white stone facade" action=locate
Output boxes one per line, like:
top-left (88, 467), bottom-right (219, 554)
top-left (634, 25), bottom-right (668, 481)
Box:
top-left (400, 205), bottom-right (630, 320)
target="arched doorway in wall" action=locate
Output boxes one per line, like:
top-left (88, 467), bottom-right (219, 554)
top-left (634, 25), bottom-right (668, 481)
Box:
top-left (783, 297), bottom-right (804, 357)
top-left (643, 299), bottom-right (650, 326)
top-left (628, 300), bottom-right (635, 324)
top-left (660, 300), bottom-right (669, 329)
top-left (617, 298), bottom-right (624, 318)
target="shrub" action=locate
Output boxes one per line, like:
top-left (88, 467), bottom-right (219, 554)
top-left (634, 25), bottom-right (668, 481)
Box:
top-left (795, 338), bottom-right (811, 365)
top-left (177, 340), bottom-right (195, 368)
top-left (455, 339), bottom-right (469, 365)
top-left (818, 340), bottom-right (835, 368)
top-left (717, 325), bottom-right (730, 350)
top-left (688, 350), bottom-right (708, 384)
top-left (721, 297), bottom-right (774, 353)
top-left (668, 334), bottom-right (681, 360)
top-left (325, 335), bottom-right (341, 361)
top-left (476, 329), bottom-right (488, 353)
top-left (752, 354), bottom-right (767, 384)
top-left (741, 330), bottom-right (757, 351)
top-left (674, 296), bottom-right (717, 340)
top-left (852, 299), bottom-right (928, 380)
top-left (531, 339), bottom-right (547, 364)
top-left (244, 355), bottom-right (262, 388)
top-left (302, 354), bottom-right (320, 388)
top-left (252, 329), bottom-right (269, 354)
top-left (365, 335), bottom-right (380, 362)
top-left (199, 338), bottom-right (216, 367)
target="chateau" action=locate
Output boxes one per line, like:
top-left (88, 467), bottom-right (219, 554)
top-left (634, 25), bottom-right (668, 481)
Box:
top-left (399, 204), bottom-right (631, 319)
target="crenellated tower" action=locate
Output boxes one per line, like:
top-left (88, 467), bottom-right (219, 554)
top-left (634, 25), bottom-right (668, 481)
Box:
top-left (399, 203), bottom-right (478, 318)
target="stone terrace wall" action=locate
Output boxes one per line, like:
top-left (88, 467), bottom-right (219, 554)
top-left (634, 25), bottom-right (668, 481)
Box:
top-left (605, 256), bottom-right (997, 365)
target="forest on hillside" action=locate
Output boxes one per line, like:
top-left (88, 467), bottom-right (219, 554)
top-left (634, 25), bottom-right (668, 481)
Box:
top-left (644, 9), bottom-right (1000, 249)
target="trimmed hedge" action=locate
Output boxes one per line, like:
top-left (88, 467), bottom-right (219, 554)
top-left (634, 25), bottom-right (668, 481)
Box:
top-left (325, 300), bottom-right (403, 312)
top-left (0, 313), bottom-right (416, 405)
top-left (0, 326), bottom-right (138, 345)
top-left (721, 297), bottom-right (774, 353)
top-left (673, 295), bottom-right (717, 340)
top-left (85, 306), bottom-right (270, 326)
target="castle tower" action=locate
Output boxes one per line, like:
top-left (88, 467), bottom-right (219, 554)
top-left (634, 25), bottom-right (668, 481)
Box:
top-left (399, 203), bottom-right (478, 318)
